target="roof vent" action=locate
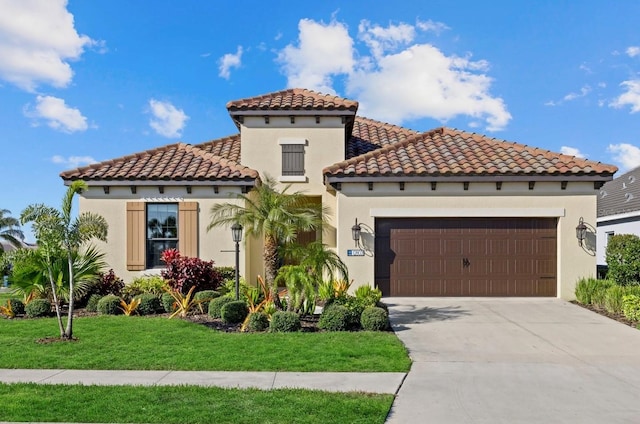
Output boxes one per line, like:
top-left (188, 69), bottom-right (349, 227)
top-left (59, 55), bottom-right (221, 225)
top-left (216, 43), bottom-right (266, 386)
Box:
top-left (622, 182), bottom-right (628, 190)
top-left (600, 190), bottom-right (607, 198)
top-left (625, 192), bottom-right (634, 202)
top-left (630, 175), bottom-right (636, 184)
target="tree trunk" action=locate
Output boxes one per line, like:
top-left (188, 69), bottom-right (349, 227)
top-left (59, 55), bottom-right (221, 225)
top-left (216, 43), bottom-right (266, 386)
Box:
top-left (63, 251), bottom-right (74, 339)
top-left (46, 267), bottom-right (65, 338)
top-left (263, 234), bottom-right (282, 309)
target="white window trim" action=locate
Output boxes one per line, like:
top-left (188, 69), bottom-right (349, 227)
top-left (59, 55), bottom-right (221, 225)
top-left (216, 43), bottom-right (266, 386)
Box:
top-left (278, 138), bottom-right (307, 145)
top-left (279, 176), bottom-right (308, 182)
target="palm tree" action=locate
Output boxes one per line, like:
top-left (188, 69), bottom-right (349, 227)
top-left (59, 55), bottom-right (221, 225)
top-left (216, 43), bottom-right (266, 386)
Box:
top-left (207, 175), bottom-right (325, 303)
top-left (0, 209), bottom-right (24, 251)
top-left (21, 181), bottom-right (108, 340)
top-left (281, 241), bottom-right (349, 284)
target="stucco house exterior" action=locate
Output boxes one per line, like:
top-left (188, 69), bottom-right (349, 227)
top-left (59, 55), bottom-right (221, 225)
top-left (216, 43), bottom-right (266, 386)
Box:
top-left (596, 165), bottom-right (640, 273)
top-left (60, 88), bottom-right (617, 299)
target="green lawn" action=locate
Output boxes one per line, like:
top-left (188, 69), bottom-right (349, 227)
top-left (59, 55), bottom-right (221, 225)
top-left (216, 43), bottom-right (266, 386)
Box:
top-left (0, 315), bottom-right (410, 372)
top-left (0, 383), bottom-right (394, 424)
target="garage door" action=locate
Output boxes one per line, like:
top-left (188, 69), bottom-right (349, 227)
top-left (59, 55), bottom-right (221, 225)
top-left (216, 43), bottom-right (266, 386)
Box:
top-left (375, 218), bottom-right (557, 297)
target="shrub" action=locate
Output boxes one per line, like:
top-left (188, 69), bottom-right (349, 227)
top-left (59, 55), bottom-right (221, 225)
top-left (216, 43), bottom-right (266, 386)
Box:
top-left (361, 307), bottom-right (389, 331)
top-left (86, 294), bottom-right (103, 312)
top-left (246, 312), bottom-right (269, 332)
top-left (8, 298), bottom-right (25, 315)
top-left (575, 277), bottom-right (599, 305)
top-left (270, 311), bottom-right (301, 332)
top-left (214, 266), bottom-right (237, 283)
top-left (318, 305), bottom-right (350, 331)
top-left (604, 285), bottom-right (627, 314)
top-left (221, 300), bottom-right (249, 324)
top-left (208, 296), bottom-right (235, 319)
top-left (194, 290), bottom-right (220, 313)
top-left (161, 249), bottom-right (222, 293)
top-left (590, 280), bottom-right (615, 309)
top-left (354, 285), bottom-right (382, 307)
top-left (137, 294), bottom-right (162, 315)
top-left (97, 295), bottom-right (122, 315)
top-left (122, 275), bottom-right (166, 300)
top-left (605, 234), bottom-right (640, 286)
top-left (622, 295), bottom-right (640, 321)
top-left (326, 295), bottom-right (366, 329)
top-left (25, 298), bottom-right (51, 318)
top-left (162, 292), bottom-right (176, 313)
top-left (93, 269), bottom-right (125, 296)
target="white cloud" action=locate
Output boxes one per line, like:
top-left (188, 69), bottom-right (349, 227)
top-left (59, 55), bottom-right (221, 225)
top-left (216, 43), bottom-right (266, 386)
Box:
top-left (24, 95), bottom-right (88, 133)
top-left (218, 46), bottom-right (243, 79)
top-left (626, 46), bottom-right (640, 58)
top-left (560, 146), bottom-right (585, 158)
top-left (563, 85), bottom-right (592, 101)
top-left (348, 44), bottom-right (511, 131)
top-left (610, 80), bottom-right (640, 113)
top-left (0, 0), bottom-right (97, 91)
top-left (147, 99), bottom-right (189, 138)
top-left (277, 19), bottom-right (355, 94)
top-left (608, 143), bottom-right (640, 172)
top-left (51, 154), bottom-right (97, 168)
top-left (277, 18), bottom-right (510, 131)
top-left (358, 20), bottom-right (415, 59)
top-left (416, 19), bottom-right (450, 35)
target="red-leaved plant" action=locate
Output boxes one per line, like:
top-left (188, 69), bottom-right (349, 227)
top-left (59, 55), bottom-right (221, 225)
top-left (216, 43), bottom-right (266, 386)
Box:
top-left (160, 249), bottom-right (222, 294)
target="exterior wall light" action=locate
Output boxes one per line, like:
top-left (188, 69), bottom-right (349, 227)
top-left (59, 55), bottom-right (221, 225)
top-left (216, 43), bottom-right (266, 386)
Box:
top-left (576, 217), bottom-right (587, 247)
top-left (352, 218), bottom-right (362, 248)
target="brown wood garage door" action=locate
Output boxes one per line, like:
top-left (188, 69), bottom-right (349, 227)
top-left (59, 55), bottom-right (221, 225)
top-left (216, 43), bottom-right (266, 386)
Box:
top-left (375, 218), bottom-right (557, 297)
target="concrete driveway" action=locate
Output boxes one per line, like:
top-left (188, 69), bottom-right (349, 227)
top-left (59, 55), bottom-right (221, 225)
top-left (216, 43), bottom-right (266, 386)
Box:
top-left (385, 298), bottom-right (640, 424)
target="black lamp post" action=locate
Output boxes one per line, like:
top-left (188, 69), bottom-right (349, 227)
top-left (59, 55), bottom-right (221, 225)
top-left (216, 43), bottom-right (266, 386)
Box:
top-left (231, 223), bottom-right (243, 300)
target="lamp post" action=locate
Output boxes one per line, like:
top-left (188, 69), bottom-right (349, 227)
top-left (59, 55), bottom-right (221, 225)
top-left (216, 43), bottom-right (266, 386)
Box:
top-left (231, 223), bottom-right (243, 300)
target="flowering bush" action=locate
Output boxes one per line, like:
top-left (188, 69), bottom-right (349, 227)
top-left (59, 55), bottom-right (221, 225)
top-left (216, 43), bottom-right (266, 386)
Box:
top-left (160, 249), bottom-right (222, 293)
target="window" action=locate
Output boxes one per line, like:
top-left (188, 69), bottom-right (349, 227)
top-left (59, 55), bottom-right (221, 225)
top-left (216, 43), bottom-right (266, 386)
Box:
top-left (146, 203), bottom-right (178, 268)
top-left (279, 138), bottom-right (307, 181)
top-left (127, 201), bottom-right (198, 271)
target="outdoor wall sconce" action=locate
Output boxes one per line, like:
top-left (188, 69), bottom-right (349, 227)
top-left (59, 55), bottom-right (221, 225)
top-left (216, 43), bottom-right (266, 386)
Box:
top-left (231, 223), bottom-right (243, 300)
top-left (352, 218), bottom-right (362, 248)
top-left (576, 217), bottom-right (587, 247)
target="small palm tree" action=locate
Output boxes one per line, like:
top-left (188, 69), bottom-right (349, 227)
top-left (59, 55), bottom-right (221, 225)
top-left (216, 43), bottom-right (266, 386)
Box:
top-left (207, 175), bottom-right (325, 304)
top-left (281, 241), bottom-right (349, 283)
top-left (21, 181), bottom-right (108, 340)
top-left (0, 209), bottom-right (24, 251)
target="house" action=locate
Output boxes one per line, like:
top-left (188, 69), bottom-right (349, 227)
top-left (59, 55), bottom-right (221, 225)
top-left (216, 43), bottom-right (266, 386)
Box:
top-left (596, 165), bottom-right (640, 274)
top-left (60, 88), bottom-right (617, 299)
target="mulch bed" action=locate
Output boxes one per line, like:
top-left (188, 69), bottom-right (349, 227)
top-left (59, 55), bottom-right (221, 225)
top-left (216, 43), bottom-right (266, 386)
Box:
top-left (571, 301), bottom-right (638, 328)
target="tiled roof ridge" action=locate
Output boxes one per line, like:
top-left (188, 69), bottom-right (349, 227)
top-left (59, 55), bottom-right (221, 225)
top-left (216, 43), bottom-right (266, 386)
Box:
top-left (60, 142), bottom-right (184, 178)
top-left (226, 87), bottom-right (359, 111)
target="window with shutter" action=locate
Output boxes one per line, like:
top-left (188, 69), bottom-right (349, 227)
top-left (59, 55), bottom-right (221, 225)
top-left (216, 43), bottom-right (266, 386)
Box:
top-left (282, 144), bottom-right (305, 176)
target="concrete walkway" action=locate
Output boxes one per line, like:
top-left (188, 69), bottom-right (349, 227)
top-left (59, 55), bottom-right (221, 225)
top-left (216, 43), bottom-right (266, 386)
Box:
top-left (385, 298), bottom-right (640, 424)
top-left (0, 369), bottom-right (405, 394)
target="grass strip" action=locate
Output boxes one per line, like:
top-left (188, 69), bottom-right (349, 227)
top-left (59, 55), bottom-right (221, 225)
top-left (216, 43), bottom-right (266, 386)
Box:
top-left (0, 316), bottom-right (410, 372)
top-left (0, 383), bottom-right (394, 424)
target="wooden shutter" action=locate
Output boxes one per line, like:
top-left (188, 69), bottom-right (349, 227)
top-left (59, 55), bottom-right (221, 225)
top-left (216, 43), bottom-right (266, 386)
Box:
top-left (126, 202), bottom-right (146, 271)
top-left (282, 144), bottom-right (305, 176)
top-left (179, 202), bottom-right (199, 257)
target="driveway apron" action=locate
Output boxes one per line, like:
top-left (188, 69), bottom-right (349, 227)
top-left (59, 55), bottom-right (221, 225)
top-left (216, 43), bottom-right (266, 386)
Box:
top-left (385, 298), bottom-right (640, 424)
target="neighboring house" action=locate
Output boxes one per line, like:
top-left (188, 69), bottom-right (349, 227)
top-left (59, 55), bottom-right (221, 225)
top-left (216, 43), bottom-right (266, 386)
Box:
top-left (596, 165), bottom-right (640, 271)
top-left (60, 88), bottom-right (617, 299)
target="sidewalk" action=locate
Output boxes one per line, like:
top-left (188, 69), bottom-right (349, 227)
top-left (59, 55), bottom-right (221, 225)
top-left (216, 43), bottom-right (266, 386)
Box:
top-left (0, 369), bottom-right (406, 394)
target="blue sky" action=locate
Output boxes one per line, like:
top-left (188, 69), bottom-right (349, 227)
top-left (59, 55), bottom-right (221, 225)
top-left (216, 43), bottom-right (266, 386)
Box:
top-left (2, 0), bottom-right (640, 242)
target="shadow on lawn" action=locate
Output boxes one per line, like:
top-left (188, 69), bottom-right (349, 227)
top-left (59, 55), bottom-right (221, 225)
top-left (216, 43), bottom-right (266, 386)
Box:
top-left (385, 303), bottom-right (471, 331)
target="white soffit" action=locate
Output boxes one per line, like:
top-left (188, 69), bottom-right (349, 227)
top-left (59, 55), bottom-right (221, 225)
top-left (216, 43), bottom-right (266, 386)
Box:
top-left (370, 208), bottom-right (566, 218)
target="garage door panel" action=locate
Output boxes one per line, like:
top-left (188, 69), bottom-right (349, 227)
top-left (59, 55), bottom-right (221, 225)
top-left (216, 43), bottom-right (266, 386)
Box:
top-left (377, 217), bottom-right (557, 297)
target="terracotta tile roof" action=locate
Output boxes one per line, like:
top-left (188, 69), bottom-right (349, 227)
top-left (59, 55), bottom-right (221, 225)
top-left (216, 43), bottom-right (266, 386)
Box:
top-left (192, 134), bottom-right (241, 163)
top-left (226, 88), bottom-right (358, 112)
top-left (598, 165), bottom-right (640, 217)
top-left (60, 142), bottom-right (257, 182)
top-left (347, 117), bottom-right (420, 159)
top-left (325, 127), bottom-right (618, 179)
